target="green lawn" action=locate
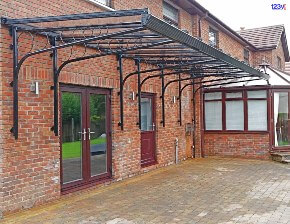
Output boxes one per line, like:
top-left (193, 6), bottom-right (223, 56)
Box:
top-left (62, 137), bottom-right (106, 159)
top-left (278, 140), bottom-right (290, 146)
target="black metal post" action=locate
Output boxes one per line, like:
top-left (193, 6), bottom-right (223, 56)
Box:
top-left (160, 67), bottom-right (165, 127)
top-left (136, 59), bottom-right (142, 129)
top-left (51, 37), bottom-right (59, 136)
top-left (11, 27), bottom-right (19, 139)
top-left (178, 74), bottom-right (182, 126)
top-left (118, 54), bottom-right (124, 130)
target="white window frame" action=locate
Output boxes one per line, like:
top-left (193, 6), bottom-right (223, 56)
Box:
top-left (163, 1), bottom-right (179, 27)
top-left (244, 49), bottom-right (250, 64)
top-left (204, 90), bottom-right (268, 132)
top-left (85, 0), bottom-right (114, 11)
top-left (209, 27), bottom-right (218, 48)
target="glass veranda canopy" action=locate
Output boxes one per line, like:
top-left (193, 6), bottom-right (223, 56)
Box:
top-left (1, 8), bottom-right (268, 139)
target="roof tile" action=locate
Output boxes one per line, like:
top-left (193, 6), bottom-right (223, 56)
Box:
top-left (237, 25), bottom-right (284, 49)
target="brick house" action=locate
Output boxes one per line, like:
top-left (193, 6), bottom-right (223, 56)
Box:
top-left (0, 0), bottom-right (288, 216)
top-left (238, 25), bottom-right (289, 71)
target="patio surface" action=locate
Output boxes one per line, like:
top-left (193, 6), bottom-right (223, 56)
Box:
top-left (2, 158), bottom-right (290, 224)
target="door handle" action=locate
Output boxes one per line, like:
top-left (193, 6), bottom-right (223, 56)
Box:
top-left (78, 128), bottom-right (87, 141)
top-left (88, 128), bottom-right (95, 140)
top-left (152, 123), bottom-right (156, 131)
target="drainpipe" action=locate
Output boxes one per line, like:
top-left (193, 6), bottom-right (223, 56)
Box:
top-left (193, 86), bottom-right (197, 158)
top-left (175, 138), bottom-right (179, 164)
top-left (200, 88), bottom-right (205, 158)
top-left (198, 16), bottom-right (202, 39)
top-left (198, 12), bottom-right (208, 39)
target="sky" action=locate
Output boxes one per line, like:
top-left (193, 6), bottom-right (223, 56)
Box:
top-left (197, 0), bottom-right (290, 43)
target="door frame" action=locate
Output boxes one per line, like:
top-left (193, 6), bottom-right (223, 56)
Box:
top-left (140, 92), bottom-right (157, 167)
top-left (271, 88), bottom-right (290, 152)
top-left (60, 84), bottom-right (112, 193)
top-left (86, 88), bottom-right (112, 183)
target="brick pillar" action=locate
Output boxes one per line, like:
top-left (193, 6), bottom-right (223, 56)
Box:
top-left (193, 84), bottom-right (203, 158)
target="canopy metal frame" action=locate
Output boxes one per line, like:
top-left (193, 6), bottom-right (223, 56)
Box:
top-left (1, 8), bottom-right (268, 139)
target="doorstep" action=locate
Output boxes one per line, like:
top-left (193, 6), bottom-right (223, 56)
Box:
top-left (271, 152), bottom-right (290, 164)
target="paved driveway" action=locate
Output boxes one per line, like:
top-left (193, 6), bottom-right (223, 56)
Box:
top-left (3, 158), bottom-right (290, 224)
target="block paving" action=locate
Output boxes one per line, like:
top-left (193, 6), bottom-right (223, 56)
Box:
top-left (2, 158), bottom-right (290, 224)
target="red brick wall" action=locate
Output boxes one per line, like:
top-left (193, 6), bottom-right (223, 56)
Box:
top-left (114, 0), bottom-right (194, 35)
top-left (0, 0), bottom-right (195, 216)
top-left (179, 7), bottom-right (194, 35)
top-left (199, 18), bottom-right (253, 64)
top-left (272, 40), bottom-right (286, 71)
top-left (253, 50), bottom-right (273, 68)
top-left (192, 15), bottom-right (199, 37)
top-left (0, 0), bottom-right (104, 18)
top-left (252, 39), bottom-right (286, 70)
top-left (0, 30), bottom-right (60, 215)
top-left (203, 133), bottom-right (271, 159)
top-left (113, 0), bottom-right (162, 18)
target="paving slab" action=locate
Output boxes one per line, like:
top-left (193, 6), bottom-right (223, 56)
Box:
top-left (2, 157), bottom-right (290, 224)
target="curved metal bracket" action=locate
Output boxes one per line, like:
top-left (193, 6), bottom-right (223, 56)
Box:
top-left (10, 26), bottom-right (145, 139)
top-left (115, 39), bottom-right (174, 130)
top-left (161, 75), bottom-right (195, 127)
top-left (122, 59), bottom-right (218, 85)
top-left (140, 69), bottom-right (193, 87)
top-left (160, 75), bottom-right (259, 127)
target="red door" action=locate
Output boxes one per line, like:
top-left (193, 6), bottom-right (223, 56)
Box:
top-left (141, 93), bottom-right (156, 167)
top-left (60, 85), bottom-right (112, 192)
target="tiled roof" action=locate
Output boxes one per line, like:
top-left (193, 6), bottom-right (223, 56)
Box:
top-left (237, 25), bottom-right (284, 50)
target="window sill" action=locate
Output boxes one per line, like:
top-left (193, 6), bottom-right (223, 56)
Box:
top-left (271, 146), bottom-right (290, 151)
top-left (204, 130), bottom-right (269, 134)
top-left (84, 0), bottom-right (115, 11)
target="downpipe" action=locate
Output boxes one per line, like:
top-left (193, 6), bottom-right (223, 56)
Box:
top-left (175, 138), bottom-right (179, 164)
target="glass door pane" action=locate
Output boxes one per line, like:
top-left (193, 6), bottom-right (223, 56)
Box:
top-left (274, 92), bottom-right (290, 146)
top-left (61, 92), bottom-right (83, 184)
top-left (89, 94), bottom-right (107, 177)
top-left (141, 97), bottom-right (153, 131)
